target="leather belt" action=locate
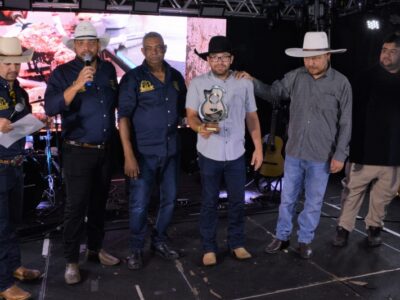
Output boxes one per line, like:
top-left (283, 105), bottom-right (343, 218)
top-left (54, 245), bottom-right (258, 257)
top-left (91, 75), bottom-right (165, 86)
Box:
top-left (0, 155), bottom-right (24, 167)
top-left (64, 140), bottom-right (106, 150)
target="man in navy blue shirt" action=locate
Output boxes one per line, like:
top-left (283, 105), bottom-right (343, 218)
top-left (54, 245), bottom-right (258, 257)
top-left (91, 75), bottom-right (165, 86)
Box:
top-left (0, 37), bottom-right (41, 300)
top-left (118, 32), bottom-right (186, 270)
top-left (45, 21), bottom-right (120, 285)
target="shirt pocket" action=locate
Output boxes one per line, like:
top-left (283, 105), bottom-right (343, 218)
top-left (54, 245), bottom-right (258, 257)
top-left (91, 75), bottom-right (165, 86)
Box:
top-left (317, 93), bottom-right (339, 112)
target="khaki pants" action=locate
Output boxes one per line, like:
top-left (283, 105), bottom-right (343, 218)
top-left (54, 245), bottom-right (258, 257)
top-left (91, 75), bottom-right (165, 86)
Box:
top-left (338, 163), bottom-right (400, 231)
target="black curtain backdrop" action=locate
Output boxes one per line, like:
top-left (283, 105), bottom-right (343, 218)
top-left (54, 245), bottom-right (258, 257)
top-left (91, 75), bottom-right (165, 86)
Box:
top-left (226, 3), bottom-right (400, 148)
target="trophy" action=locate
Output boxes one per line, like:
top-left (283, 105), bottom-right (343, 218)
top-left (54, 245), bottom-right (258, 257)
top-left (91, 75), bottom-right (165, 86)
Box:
top-left (199, 85), bottom-right (228, 132)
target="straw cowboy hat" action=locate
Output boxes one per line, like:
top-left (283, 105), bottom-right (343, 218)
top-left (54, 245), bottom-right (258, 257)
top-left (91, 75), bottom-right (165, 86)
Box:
top-left (285, 31), bottom-right (346, 58)
top-left (0, 37), bottom-right (33, 63)
top-left (62, 21), bottom-right (110, 50)
top-left (195, 36), bottom-right (233, 61)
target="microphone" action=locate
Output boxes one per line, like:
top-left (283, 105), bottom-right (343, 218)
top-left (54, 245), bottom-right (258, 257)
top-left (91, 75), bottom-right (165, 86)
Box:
top-left (9, 103), bottom-right (25, 121)
top-left (83, 53), bottom-right (93, 87)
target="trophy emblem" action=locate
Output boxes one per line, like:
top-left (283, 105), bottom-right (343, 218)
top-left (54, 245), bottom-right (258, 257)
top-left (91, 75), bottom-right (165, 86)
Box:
top-left (199, 85), bottom-right (228, 132)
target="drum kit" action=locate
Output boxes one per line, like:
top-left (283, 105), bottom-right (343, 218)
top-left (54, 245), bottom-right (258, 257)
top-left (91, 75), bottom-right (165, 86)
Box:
top-left (23, 97), bottom-right (62, 216)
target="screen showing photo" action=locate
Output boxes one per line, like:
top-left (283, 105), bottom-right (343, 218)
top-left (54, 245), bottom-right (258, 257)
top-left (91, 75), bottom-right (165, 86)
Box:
top-left (0, 11), bottom-right (226, 122)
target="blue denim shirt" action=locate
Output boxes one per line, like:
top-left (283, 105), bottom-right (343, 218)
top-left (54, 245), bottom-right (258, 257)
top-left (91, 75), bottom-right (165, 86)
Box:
top-left (118, 61), bottom-right (186, 157)
top-left (44, 57), bottom-right (118, 144)
top-left (0, 77), bottom-right (31, 159)
top-left (186, 71), bottom-right (257, 161)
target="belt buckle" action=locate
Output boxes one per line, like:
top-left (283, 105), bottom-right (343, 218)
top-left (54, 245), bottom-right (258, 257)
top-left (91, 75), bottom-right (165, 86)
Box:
top-left (10, 156), bottom-right (23, 167)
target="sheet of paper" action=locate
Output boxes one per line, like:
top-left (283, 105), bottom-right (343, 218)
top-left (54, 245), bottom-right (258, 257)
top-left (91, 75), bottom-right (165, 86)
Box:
top-left (0, 114), bottom-right (45, 148)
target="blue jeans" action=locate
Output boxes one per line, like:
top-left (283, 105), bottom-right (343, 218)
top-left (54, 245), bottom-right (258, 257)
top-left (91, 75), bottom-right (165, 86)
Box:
top-left (276, 155), bottom-right (330, 244)
top-left (129, 154), bottom-right (177, 250)
top-left (198, 154), bottom-right (246, 252)
top-left (0, 165), bottom-right (23, 291)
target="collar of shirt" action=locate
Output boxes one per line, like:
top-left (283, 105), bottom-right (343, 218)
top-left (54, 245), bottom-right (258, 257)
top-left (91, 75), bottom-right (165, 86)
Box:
top-left (141, 59), bottom-right (172, 80)
top-left (0, 76), bottom-right (20, 91)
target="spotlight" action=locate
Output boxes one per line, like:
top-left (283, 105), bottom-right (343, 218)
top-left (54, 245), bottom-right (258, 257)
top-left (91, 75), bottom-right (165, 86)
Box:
top-left (366, 19), bottom-right (380, 30)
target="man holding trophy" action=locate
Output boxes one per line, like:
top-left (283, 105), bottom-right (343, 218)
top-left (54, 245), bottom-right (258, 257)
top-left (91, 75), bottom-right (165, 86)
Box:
top-left (186, 36), bottom-right (263, 266)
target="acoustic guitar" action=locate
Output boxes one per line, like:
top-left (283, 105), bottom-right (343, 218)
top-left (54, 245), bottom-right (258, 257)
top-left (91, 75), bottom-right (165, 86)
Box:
top-left (259, 106), bottom-right (284, 178)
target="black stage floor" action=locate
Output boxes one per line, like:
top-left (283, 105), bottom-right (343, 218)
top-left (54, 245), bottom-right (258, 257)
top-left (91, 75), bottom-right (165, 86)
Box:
top-left (17, 173), bottom-right (400, 300)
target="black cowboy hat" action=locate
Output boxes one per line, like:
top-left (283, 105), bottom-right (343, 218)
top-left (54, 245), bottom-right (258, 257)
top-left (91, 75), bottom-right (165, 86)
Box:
top-left (195, 36), bottom-right (233, 61)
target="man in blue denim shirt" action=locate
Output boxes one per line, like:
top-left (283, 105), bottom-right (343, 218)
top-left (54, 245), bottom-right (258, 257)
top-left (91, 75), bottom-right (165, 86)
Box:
top-left (0, 37), bottom-right (41, 300)
top-left (118, 32), bottom-right (186, 270)
top-left (45, 21), bottom-right (120, 284)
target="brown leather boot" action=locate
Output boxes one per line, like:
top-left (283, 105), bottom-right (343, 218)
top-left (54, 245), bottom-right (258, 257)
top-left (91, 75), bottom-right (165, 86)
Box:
top-left (202, 252), bottom-right (217, 266)
top-left (87, 249), bottom-right (120, 266)
top-left (13, 266), bottom-right (41, 281)
top-left (0, 284), bottom-right (31, 300)
top-left (231, 247), bottom-right (252, 260)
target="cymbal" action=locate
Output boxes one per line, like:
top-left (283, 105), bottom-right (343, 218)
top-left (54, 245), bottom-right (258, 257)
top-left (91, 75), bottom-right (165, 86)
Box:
top-left (31, 98), bottom-right (44, 104)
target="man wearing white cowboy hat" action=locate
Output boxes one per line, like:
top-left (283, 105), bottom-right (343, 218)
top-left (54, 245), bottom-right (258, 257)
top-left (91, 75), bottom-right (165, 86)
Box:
top-left (0, 37), bottom-right (42, 300)
top-left (45, 21), bottom-right (120, 285)
top-left (237, 31), bottom-right (352, 258)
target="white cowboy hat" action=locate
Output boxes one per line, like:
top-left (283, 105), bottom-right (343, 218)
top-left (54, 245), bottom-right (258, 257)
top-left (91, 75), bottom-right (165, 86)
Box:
top-left (285, 31), bottom-right (346, 58)
top-left (62, 21), bottom-right (110, 50)
top-left (0, 37), bottom-right (33, 63)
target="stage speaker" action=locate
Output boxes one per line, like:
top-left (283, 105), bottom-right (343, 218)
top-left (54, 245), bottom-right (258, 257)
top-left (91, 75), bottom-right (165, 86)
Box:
top-left (80, 0), bottom-right (107, 11)
top-left (3, 0), bottom-right (31, 10)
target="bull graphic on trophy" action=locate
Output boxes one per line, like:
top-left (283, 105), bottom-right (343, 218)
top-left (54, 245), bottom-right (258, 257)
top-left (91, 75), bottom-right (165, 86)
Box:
top-left (199, 85), bottom-right (228, 132)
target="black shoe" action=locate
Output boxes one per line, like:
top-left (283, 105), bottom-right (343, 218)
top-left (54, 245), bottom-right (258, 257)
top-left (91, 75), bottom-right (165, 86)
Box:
top-left (367, 226), bottom-right (382, 247)
top-left (264, 238), bottom-right (290, 254)
top-left (127, 250), bottom-right (143, 270)
top-left (151, 243), bottom-right (179, 260)
top-left (332, 226), bottom-right (349, 247)
top-left (297, 243), bottom-right (313, 259)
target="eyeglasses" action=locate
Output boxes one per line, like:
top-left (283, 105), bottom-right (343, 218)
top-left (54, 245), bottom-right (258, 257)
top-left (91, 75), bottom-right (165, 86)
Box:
top-left (208, 55), bottom-right (231, 62)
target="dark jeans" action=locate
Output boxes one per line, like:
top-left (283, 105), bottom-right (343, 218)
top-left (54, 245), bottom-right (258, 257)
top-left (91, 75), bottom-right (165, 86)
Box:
top-left (129, 154), bottom-right (177, 251)
top-left (62, 144), bottom-right (111, 263)
top-left (198, 154), bottom-right (246, 252)
top-left (0, 165), bottom-right (23, 291)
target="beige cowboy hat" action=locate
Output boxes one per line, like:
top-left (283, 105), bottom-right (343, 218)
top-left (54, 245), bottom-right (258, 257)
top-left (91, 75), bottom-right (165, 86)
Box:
top-left (285, 31), bottom-right (346, 58)
top-left (62, 21), bottom-right (110, 50)
top-left (0, 37), bottom-right (33, 63)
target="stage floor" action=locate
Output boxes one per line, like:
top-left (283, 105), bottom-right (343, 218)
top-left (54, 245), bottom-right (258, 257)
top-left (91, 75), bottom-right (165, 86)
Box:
top-left (17, 174), bottom-right (400, 300)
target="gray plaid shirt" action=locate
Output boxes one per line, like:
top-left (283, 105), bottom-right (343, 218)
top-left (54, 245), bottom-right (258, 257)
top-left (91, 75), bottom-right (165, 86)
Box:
top-left (253, 67), bottom-right (352, 163)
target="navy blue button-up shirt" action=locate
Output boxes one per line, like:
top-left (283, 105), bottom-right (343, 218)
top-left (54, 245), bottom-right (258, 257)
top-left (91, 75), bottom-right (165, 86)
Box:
top-left (44, 57), bottom-right (118, 144)
top-left (0, 77), bottom-right (31, 159)
top-left (118, 60), bottom-right (186, 157)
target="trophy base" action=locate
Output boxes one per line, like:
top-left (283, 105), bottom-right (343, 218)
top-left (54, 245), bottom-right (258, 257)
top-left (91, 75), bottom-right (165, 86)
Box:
top-left (204, 122), bottom-right (219, 132)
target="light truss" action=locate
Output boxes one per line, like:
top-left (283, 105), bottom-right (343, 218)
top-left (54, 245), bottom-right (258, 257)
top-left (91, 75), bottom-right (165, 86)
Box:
top-left (0, 0), bottom-right (397, 19)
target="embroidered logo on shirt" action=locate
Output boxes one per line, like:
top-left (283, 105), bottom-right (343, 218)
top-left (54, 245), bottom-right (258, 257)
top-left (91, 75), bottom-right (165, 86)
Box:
top-left (139, 80), bottom-right (155, 93)
top-left (172, 81), bottom-right (180, 91)
top-left (0, 97), bottom-right (9, 110)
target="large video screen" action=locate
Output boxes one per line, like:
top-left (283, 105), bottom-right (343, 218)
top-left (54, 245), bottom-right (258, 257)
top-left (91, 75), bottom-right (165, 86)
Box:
top-left (0, 11), bottom-right (226, 122)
